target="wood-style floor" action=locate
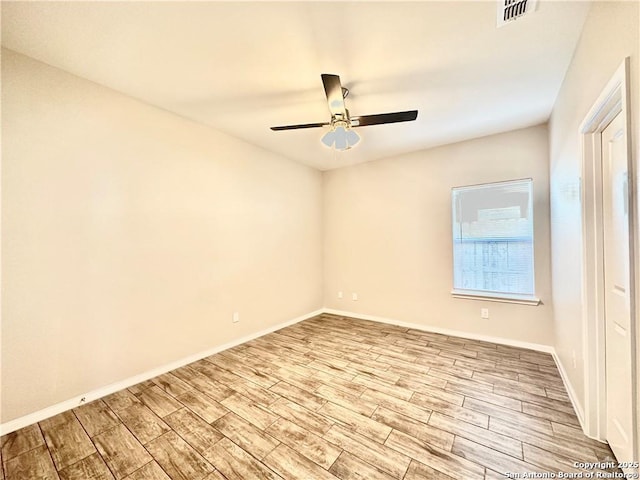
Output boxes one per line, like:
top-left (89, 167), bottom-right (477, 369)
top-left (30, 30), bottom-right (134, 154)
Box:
top-left (1, 314), bottom-right (619, 480)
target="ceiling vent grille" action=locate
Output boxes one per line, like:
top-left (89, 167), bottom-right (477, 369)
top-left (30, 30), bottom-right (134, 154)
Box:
top-left (497, 0), bottom-right (538, 27)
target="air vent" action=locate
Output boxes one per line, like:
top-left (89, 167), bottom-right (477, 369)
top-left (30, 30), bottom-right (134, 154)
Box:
top-left (497, 0), bottom-right (538, 27)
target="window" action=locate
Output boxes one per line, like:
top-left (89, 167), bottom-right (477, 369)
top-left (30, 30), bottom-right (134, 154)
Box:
top-left (451, 179), bottom-right (538, 304)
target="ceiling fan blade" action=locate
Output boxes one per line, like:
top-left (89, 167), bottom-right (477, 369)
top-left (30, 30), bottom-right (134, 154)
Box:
top-left (351, 110), bottom-right (418, 127)
top-left (321, 74), bottom-right (347, 118)
top-left (270, 122), bottom-right (329, 131)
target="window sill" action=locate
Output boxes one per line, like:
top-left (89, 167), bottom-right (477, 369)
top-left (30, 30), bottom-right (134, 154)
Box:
top-left (451, 289), bottom-right (541, 306)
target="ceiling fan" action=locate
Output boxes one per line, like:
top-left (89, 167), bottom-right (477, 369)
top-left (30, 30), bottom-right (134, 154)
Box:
top-left (270, 74), bottom-right (418, 151)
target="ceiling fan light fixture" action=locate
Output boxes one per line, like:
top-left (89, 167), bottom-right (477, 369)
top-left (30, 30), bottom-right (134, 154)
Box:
top-left (321, 129), bottom-right (335, 147)
top-left (321, 124), bottom-right (360, 151)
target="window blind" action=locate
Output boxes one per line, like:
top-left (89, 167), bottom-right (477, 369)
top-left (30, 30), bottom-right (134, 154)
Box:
top-left (452, 179), bottom-right (534, 296)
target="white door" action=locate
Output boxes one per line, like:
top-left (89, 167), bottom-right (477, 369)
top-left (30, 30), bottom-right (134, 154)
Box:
top-left (602, 111), bottom-right (635, 465)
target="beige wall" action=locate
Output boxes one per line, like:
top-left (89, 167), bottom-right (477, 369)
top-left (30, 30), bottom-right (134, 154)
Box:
top-left (323, 125), bottom-right (554, 345)
top-left (1, 50), bottom-right (323, 423)
top-left (549, 0), bottom-right (639, 449)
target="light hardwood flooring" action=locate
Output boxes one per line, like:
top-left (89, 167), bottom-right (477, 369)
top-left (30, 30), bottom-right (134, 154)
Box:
top-left (1, 314), bottom-right (620, 479)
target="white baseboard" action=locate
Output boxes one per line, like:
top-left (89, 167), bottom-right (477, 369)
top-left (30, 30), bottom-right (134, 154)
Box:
top-left (551, 350), bottom-right (586, 431)
top-left (0, 308), bottom-right (323, 436)
top-left (322, 308), bottom-right (555, 353)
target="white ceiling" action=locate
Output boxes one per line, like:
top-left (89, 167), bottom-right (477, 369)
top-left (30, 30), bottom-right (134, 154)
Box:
top-left (2, 1), bottom-right (591, 170)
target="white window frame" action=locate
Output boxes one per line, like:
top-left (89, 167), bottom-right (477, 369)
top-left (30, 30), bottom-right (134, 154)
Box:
top-left (450, 178), bottom-right (541, 306)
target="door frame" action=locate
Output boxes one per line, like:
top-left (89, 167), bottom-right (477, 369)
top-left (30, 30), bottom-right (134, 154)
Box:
top-left (579, 57), bottom-right (637, 451)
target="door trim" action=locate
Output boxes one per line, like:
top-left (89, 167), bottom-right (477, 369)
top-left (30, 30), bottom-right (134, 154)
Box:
top-left (579, 57), bottom-right (636, 452)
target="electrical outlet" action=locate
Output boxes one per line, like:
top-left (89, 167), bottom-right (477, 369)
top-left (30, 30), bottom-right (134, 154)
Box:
top-left (338, 291), bottom-right (343, 299)
top-left (352, 293), bottom-right (358, 301)
top-left (481, 308), bottom-right (489, 319)
top-left (232, 312), bottom-right (239, 323)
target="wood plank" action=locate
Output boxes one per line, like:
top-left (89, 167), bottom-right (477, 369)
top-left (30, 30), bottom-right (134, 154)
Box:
top-left (550, 422), bottom-right (616, 453)
top-left (163, 408), bottom-right (224, 456)
top-left (371, 406), bottom-right (453, 451)
top-left (410, 392), bottom-right (488, 428)
top-left (207, 354), bottom-right (278, 389)
top-left (395, 372), bottom-right (448, 390)
top-left (306, 359), bottom-right (358, 381)
top-left (351, 375), bottom-right (413, 401)
top-left (73, 400), bottom-right (120, 437)
top-left (521, 402), bottom-right (580, 427)
top-left (128, 380), bottom-right (155, 396)
top-left (446, 383), bottom-right (522, 411)
top-left (492, 386), bottom-right (571, 413)
top-left (315, 384), bottom-right (376, 417)
top-left (137, 386), bottom-right (182, 418)
top-left (93, 424), bottom-right (152, 479)
top-left (265, 417), bottom-right (340, 469)
top-left (428, 372), bottom-right (494, 393)
top-left (228, 377), bottom-right (280, 407)
top-left (1, 424), bottom-right (45, 461)
top-left (213, 413), bottom-right (279, 460)
top-left (425, 364), bottom-right (474, 379)
top-left (175, 390), bottom-right (228, 424)
top-left (220, 393), bottom-right (278, 430)
top-left (317, 402), bottom-right (392, 444)
top-left (3, 444), bottom-right (59, 480)
top-left (40, 412), bottom-right (96, 470)
top-left (428, 411), bottom-right (523, 458)
top-left (58, 452), bottom-right (114, 480)
top-left (269, 381), bottom-right (326, 411)
top-left (123, 461), bottom-right (170, 480)
top-left (323, 425), bottom-right (411, 480)
top-left (495, 358), bottom-right (543, 376)
top-left (450, 436), bottom-right (543, 476)
top-left (518, 371), bottom-right (565, 388)
top-left (263, 443), bottom-right (340, 480)
top-left (385, 429), bottom-right (484, 480)
top-left (463, 397), bottom-right (553, 435)
top-left (272, 365), bottom-right (326, 393)
top-left (145, 431), bottom-right (214, 480)
top-left (172, 365), bottom-right (207, 383)
top-left (545, 386), bottom-right (571, 403)
top-left (191, 361), bottom-right (242, 386)
top-left (103, 390), bottom-right (141, 412)
top-left (519, 351), bottom-right (556, 367)
top-left (438, 348), bottom-right (480, 362)
top-left (267, 398), bottom-right (334, 436)
top-left (205, 438), bottom-right (282, 480)
top-left (472, 372), bottom-right (546, 396)
top-left (485, 469), bottom-right (508, 480)
top-left (402, 381), bottom-right (465, 407)
top-left (522, 443), bottom-right (584, 473)
top-left (202, 473), bottom-right (226, 480)
top-left (488, 417), bottom-right (598, 463)
top-left (151, 373), bottom-right (194, 398)
top-left (328, 451), bottom-right (396, 480)
top-left (115, 403), bottom-right (170, 445)
top-left (404, 460), bottom-right (456, 480)
top-left (178, 371), bottom-right (235, 403)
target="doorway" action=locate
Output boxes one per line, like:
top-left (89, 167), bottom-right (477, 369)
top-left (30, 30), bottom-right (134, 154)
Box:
top-left (580, 57), bottom-right (637, 470)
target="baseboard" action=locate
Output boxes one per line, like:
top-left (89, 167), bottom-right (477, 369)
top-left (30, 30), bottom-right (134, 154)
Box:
top-left (322, 308), bottom-right (555, 353)
top-left (551, 350), bottom-right (587, 431)
top-left (0, 308), bottom-right (323, 436)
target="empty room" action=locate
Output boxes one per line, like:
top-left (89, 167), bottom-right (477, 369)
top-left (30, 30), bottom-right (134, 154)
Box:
top-left (1, 1), bottom-right (639, 479)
